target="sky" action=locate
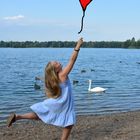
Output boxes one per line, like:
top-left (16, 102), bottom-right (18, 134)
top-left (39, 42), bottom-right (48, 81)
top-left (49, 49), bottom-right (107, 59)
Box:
top-left (0, 0), bottom-right (140, 41)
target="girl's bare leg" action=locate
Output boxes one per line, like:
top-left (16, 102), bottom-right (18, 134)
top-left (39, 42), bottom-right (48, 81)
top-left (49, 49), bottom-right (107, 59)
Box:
top-left (16, 112), bottom-right (40, 121)
top-left (61, 125), bottom-right (73, 140)
top-left (7, 112), bottom-right (40, 127)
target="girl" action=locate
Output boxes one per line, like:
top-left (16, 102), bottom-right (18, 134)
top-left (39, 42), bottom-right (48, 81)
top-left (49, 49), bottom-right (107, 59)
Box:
top-left (7, 38), bottom-right (83, 140)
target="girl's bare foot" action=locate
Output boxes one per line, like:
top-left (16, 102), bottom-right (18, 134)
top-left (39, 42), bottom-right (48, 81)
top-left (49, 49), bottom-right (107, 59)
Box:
top-left (7, 113), bottom-right (16, 127)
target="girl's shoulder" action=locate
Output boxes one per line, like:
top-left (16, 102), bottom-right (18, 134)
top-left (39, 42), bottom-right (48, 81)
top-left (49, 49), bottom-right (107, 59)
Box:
top-left (60, 77), bottom-right (69, 85)
top-left (58, 72), bottom-right (69, 83)
top-left (58, 69), bottom-right (70, 82)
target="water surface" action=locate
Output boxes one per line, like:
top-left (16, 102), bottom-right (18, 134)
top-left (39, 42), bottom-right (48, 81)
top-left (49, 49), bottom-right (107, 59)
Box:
top-left (0, 48), bottom-right (140, 125)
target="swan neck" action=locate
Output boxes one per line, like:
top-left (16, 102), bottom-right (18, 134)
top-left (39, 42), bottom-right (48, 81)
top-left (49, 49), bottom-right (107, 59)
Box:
top-left (88, 81), bottom-right (92, 90)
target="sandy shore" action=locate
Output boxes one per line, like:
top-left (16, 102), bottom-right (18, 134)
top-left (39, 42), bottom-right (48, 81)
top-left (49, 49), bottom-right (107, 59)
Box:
top-left (0, 110), bottom-right (140, 140)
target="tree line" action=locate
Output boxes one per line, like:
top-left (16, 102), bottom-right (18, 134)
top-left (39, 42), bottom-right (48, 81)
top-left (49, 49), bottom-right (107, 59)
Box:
top-left (0, 37), bottom-right (140, 48)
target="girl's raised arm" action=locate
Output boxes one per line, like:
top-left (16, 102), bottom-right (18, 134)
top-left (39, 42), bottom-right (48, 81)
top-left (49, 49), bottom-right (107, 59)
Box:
top-left (60, 38), bottom-right (83, 79)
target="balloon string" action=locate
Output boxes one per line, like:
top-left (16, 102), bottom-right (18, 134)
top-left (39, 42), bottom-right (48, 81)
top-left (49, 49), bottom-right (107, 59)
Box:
top-left (78, 11), bottom-right (85, 34)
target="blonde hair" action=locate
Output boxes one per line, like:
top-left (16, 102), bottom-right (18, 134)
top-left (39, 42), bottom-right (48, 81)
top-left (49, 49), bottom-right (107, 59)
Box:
top-left (45, 62), bottom-right (61, 98)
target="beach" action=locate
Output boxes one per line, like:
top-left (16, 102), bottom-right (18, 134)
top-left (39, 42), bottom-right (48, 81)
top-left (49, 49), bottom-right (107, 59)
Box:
top-left (0, 110), bottom-right (140, 140)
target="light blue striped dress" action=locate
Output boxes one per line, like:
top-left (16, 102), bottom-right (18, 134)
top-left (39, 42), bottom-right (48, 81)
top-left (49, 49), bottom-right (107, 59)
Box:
top-left (30, 78), bottom-right (76, 127)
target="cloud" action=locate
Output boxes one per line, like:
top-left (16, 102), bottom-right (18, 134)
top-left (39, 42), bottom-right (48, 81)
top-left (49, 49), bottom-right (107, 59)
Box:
top-left (3, 15), bottom-right (25, 20)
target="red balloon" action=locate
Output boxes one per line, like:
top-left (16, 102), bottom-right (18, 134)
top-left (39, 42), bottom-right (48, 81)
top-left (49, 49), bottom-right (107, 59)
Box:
top-left (79, 0), bottom-right (92, 11)
top-left (78, 0), bottom-right (93, 34)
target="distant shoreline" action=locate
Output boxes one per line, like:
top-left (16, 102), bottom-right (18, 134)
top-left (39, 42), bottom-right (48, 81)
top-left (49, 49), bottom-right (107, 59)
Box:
top-left (0, 37), bottom-right (140, 49)
top-left (1, 110), bottom-right (140, 140)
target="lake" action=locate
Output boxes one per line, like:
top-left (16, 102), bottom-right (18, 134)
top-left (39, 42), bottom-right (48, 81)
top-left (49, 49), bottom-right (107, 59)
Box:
top-left (0, 48), bottom-right (140, 125)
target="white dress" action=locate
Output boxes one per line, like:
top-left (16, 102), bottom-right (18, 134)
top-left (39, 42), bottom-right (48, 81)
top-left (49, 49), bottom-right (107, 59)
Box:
top-left (30, 78), bottom-right (76, 127)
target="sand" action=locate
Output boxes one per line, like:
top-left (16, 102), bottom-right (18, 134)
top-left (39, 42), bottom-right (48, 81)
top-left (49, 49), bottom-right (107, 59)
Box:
top-left (0, 110), bottom-right (140, 140)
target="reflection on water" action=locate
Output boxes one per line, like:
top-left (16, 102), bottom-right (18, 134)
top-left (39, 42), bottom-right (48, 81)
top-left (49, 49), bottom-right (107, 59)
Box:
top-left (0, 48), bottom-right (140, 125)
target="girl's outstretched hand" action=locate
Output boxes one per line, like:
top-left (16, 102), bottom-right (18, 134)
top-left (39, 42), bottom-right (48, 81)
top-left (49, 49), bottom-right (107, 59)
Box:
top-left (77, 38), bottom-right (83, 46)
top-left (75, 38), bottom-right (83, 50)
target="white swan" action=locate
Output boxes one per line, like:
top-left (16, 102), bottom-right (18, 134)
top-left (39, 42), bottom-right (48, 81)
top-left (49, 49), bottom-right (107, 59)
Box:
top-left (88, 80), bottom-right (107, 93)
